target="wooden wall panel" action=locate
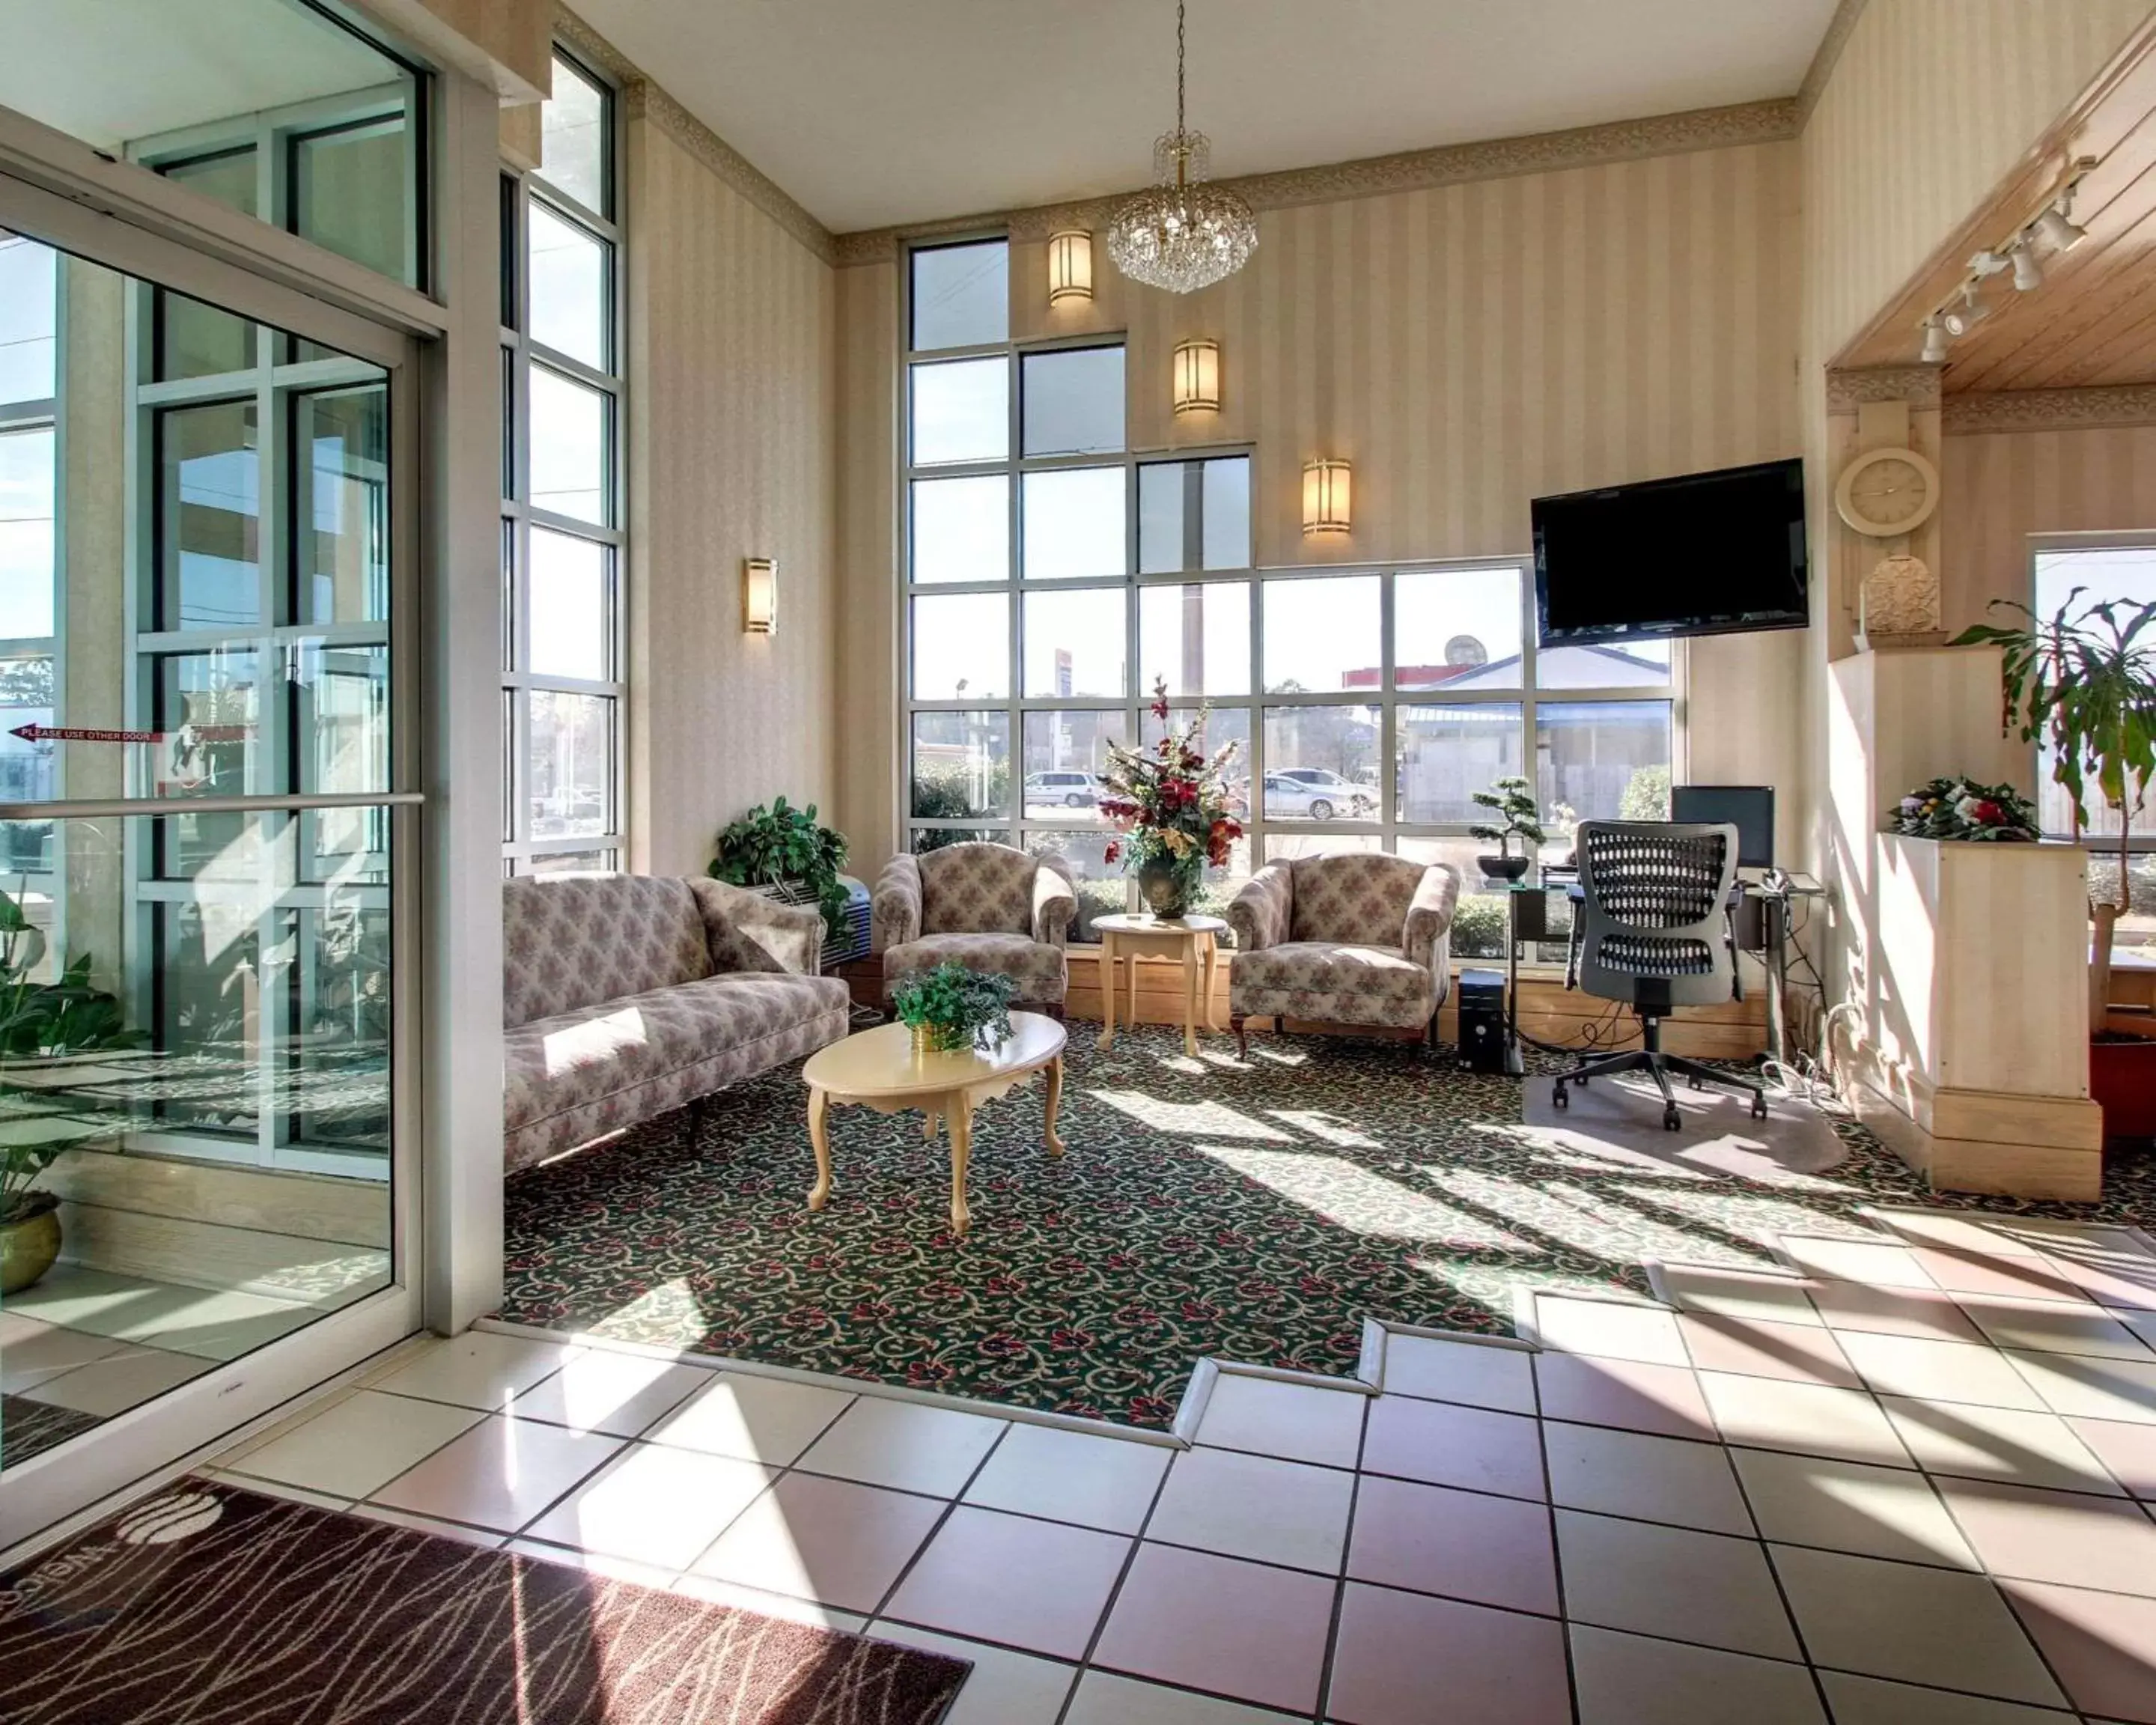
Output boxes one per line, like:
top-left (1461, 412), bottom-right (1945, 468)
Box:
top-left (628, 118), bottom-right (838, 876)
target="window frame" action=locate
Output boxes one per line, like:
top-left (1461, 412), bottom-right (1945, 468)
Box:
top-left (499, 43), bottom-right (627, 875)
top-left (2030, 530), bottom-right (2156, 855)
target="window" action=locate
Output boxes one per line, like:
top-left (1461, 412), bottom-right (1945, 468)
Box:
top-left (2033, 541), bottom-right (2156, 952)
top-left (502, 49), bottom-right (624, 874)
top-left (900, 237), bottom-right (1675, 952)
top-left (0, 232), bottom-right (58, 887)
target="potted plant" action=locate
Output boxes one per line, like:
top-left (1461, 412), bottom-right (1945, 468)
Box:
top-left (0, 888), bottom-right (144, 1293)
top-left (710, 795), bottom-right (850, 940)
top-left (1955, 590), bottom-right (2156, 1137)
top-left (1097, 681), bottom-right (1245, 919)
top-left (1886, 776), bottom-right (2041, 843)
top-left (1470, 776), bottom-right (1544, 883)
top-left (891, 962), bottom-right (1017, 1055)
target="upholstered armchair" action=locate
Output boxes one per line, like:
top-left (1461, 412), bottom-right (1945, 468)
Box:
top-left (1226, 853), bottom-right (1460, 1055)
top-left (873, 842), bottom-right (1078, 1015)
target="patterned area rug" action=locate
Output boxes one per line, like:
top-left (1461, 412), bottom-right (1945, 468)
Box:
top-left (0, 1479), bottom-right (967, 1724)
top-left (502, 1026), bottom-right (2156, 1429)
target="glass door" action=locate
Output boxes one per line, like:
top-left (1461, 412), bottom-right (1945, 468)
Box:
top-left (0, 195), bottom-right (421, 1545)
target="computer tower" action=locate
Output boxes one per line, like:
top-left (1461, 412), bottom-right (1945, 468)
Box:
top-left (1457, 969), bottom-right (1508, 1073)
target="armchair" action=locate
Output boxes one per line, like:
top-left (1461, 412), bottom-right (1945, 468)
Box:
top-left (873, 842), bottom-right (1077, 1015)
top-left (1226, 853), bottom-right (1458, 1056)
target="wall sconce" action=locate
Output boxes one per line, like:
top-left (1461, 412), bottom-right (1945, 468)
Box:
top-left (1172, 338), bottom-right (1221, 416)
top-left (742, 557), bottom-right (778, 634)
top-left (1047, 230), bottom-right (1094, 304)
top-left (1302, 459), bottom-right (1352, 536)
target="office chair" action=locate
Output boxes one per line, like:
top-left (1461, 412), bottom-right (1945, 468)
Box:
top-left (1553, 821), bottom-right (1767, 1131)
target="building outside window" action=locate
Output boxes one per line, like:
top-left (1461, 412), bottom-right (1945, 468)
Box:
top-left (902, 235), bottom-right (1677, 952)
top-left (501, 49), bottom-right (625, 875)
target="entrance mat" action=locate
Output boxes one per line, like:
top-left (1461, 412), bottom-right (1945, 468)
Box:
top-left (0, 1479), bottom-right (968, 1724)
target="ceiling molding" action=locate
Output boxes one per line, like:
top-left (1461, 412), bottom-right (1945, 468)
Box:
top-left (830, 96), bottom-right (1801, 267)
top-left (555, 4), bottom-right (838, 267)
top-left (1944, 384), bottom-right (2156, 434)
top-left (1794, 0), bottom-right (1871, 126)
top-left (1826, 366), bottom-right (1943, 413)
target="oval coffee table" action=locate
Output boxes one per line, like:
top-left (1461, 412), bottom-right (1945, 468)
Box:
top-left (800, 1011), bottom-right (1067, 1236)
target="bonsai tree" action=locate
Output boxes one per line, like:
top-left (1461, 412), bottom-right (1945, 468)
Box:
top-left (1955, 588), bottom-right (2156, 1025)
top-left (1470, 776), bottom-right (1546, 863)
top-left (710, 795), bottom-right (850, 940)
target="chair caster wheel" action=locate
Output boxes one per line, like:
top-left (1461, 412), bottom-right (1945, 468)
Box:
top-left (1572, 1074), bottom-right (1589, 1085)
top-left (1688, 1074), bottom-right (1702, 1089)
top-left (1552, 1084), bottom-right (1568, 1110)
top-left (1663, 1105), bottom-right (1683, 1132)
top-left (1750, 1096), bottom-right (1769, 1120)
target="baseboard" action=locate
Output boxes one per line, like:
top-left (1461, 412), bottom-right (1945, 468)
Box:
top-left (1847, 1070), bottom-right (2104, 1202)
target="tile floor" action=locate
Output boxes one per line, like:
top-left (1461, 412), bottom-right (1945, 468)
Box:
top-left (189, 1208), bottom-right (2156, 1724)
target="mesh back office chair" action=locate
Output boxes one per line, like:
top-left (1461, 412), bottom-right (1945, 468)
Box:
top-left (1553, 821), bottom-right (1767, 1131)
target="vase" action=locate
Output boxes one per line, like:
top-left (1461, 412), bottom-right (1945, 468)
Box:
top-left (910, 1021), bottom-right (972, 1056)
top-left (1477, 854), bottom-right (1532, 883)
top-left (1, 1193), bottom-right (61, 1297)
top-left (1136, 854), bottom-right (1201, 919)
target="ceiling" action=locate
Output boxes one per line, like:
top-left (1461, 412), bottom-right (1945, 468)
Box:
top-left (0, 0), bottom-right (397, 153)
top-left (572, 0), bottom-right (1842, 234)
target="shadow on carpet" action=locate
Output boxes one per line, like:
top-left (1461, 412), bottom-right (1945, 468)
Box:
top-left (501, 1026), bottom-right (2156, 1429)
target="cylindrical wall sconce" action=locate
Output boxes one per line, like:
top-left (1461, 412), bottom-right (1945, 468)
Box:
top-left (1047, 230), bottom-right (1094, 304)
top-left (1172, 337), bottom-right (1221, 416)
top-left (743, 557), bottom-right (778, 633)
top-left (1302, 460), bottom-right (1352, 536)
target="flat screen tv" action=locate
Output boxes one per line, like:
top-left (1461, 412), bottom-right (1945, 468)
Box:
top-left (1532, 457), bottom-right (1809, 646)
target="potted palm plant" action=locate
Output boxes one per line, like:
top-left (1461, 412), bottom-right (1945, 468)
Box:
top-left (1470, 776), bottom-right (1544, 882)
top-left (1955, 589), bottom-right (2156, 1137)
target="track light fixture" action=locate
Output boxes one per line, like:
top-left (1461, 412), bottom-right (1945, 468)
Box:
top-left (2032, 201), bottom-right (2088, 252)
top-left (1915, 156), bottom-right (2098, 362)
top-left (1941, 285), bottom-right (1991, 338)
top-left (2012, 246), bottom-right (2043, 291)
top-left (1919, 319), bottom-right (1950, 364)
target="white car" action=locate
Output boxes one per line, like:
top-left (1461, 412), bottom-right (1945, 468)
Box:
top-left (1267, 768), bottom-right (1377, 821)
top-left (1024, 770), bottom-right (1100, 809)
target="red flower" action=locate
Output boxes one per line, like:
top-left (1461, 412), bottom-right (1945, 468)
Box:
top-left (1971, 799), bottom-right (2004, 824)
top-left (1103, 840), bottom-right (1121, 864)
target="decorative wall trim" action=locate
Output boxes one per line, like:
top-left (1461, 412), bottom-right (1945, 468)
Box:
top-left (555, 4), bottom-right (838, 266)
top-left (831, 97), bottom-right (1801, 267)
top-left (1796, 0), bottom-right (1872, 125)
top-left (1944, 384), bottom-right (2156, 434)
top-left (1826, 365), bottom-right (1943, 412)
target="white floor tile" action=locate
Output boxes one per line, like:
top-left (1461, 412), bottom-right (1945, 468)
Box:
top-left (219, 1390), bottom-right (484, 1500)
top-left (794, 1394), bottom-right (1005, 1495)
top-left (962, 1423), bottom-right (1172, 1533)
top-left (1191, 1372), bottom-right (1366, 1469)
top-left (1063, 1669), bottom-right (1307, 1724)
top-left (522, 1441), bottom-right (773, 1571)
top-left (20, 1343), bottom-right (211, 1415)
top-left (1148, 1446), bottom-right (1353, 1572)
top-left (0, 1312), bottom-right (129, 1391)
top-left (370, 1413), bottom-right (622, 1531)
top-left (366, 1332), bottom-right (579, 1412)
top-left (865, 1623), bottom-right (1077, 1725)
top-left (353, 1504), bottom-right (507, 1548)
top-left (508, 1350), bottom-right (708, 1438)
top-left (642, 1370), bottom-right (854, 1465)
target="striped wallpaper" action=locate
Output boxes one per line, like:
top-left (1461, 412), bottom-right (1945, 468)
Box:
top-left (835, 260), bottom-right (902, 871)
top-left (1945, 424), bottom-right (2156, 627)
top-left (627, 117), bottom-right (838, 876)
top-left (1800, 0), bottom-right (2151, 366)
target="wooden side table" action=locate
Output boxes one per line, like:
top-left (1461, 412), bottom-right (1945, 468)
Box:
top-left (1094, 913), bottom-right (1228, 1057)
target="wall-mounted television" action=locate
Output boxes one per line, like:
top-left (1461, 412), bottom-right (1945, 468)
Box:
top-left (1532, 457), bottom-right (1809, 646)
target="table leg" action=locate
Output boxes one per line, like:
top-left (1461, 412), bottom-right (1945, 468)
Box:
top-left (1202, 933), bottom-right (1221, 1032)
top-left (1044, 1054), bottom-right (1065, 1157)
top-left (922, 1108), bottom-right (940, 1142)
top-left (948, 1092), bottom-right (972, 1236)
top-left (1097, 932), bottom-right (1116, 1050)
top-left (1181, 943), bottom-right (1199, 1057)
top-left (806, 1087), bottom-right (832, 1211)
top-left (1128, 939), bottom-right (1141, 1026)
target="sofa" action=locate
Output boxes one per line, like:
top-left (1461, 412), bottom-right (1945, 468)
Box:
top-left (502, 874), bottom-right (850, 1174)
top-left (871, 842), bottom-right (1077, 1014)
top-left (1225, 852), bottom-right (1460, 1054)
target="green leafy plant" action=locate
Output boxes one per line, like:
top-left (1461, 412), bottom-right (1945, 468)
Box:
top-left (710, 795), bottom-right (850, 940)
top-left (1887, 776), bottom-right (2040, 843)
top-left (1618, 764), bottom-right (1672, 823)
top-left (1954, 588), bottom-right (2156, 1023)
top-left (1, 888), bottom-right (144, 1224)
top-left (1468, 776), bottom-right (1546, 859)
top-left (890, 962), bottom-right (1017, 1053)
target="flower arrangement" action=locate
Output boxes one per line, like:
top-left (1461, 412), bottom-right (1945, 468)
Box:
top-left (890, 962), bottom-right (1017, 1054)
top-left (1887, 776), bottom-right (2041, 843)
top-left (1098, 680), bottom-right (1245, 918)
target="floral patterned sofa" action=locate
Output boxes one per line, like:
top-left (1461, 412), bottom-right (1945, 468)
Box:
top-left (871, 842), bottom-right (1077, 1013)
top-left (1225, 853), bottom-right (1460, 1055)
top-left (502, 874), bottom-right (850, 1174)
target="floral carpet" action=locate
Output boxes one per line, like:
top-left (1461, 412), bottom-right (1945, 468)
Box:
top-left (500, 1026), bottom-right (2156, 1430)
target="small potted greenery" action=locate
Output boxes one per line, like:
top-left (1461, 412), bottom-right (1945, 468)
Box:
top-left (1470, 776), bottom-right (1544, 882)
top-left (710, 795), bottom-right (850, 940)
top-left (891, 963), bottom-right (1017, 1056)
top-left (1, 889), bottom-right (143, 1294)
top-left (1955, 589), bottom-right (2156, 1137)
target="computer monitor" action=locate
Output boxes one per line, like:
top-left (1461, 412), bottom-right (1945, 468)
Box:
top-left (1672, 784), bottom-right (1775, 871)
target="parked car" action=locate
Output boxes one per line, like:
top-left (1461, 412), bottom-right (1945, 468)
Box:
top-left (1266, 767), bottom-right (1377, 821)
top-left (1023, 770), bottom-right (1100, 809)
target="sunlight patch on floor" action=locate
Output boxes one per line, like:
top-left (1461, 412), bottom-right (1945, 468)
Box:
top-left (1264, 1110), bottom-right (1385, 1149)
top-left (1616, 1181), bottom-right (1882, 1247)
top-left (588, 1278), bottom-right (709, 1348)
top-left (1088, 1092), bottom-right (1299, 1143)
top-left (1196, 1143), bottom-right (1536, 1247)
top-left (1418, 1165), bottom-right (1784, 1271)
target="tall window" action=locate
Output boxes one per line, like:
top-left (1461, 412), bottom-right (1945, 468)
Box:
top-left (901, 236), bottom-right (1676, 951)
top-left (0, 232), bottom-right (58, 896)
top-left (2033, 541), bottom-right (2156, 953)
top-left (501, 50), bottom-right (624, 874)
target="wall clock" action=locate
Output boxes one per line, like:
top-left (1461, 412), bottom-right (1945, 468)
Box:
top-left (1834, 445), bottom-right (1940, 538)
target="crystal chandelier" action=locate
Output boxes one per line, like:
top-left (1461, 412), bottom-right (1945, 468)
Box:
top-left (1104, 0), bottom-right (1257, 293)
